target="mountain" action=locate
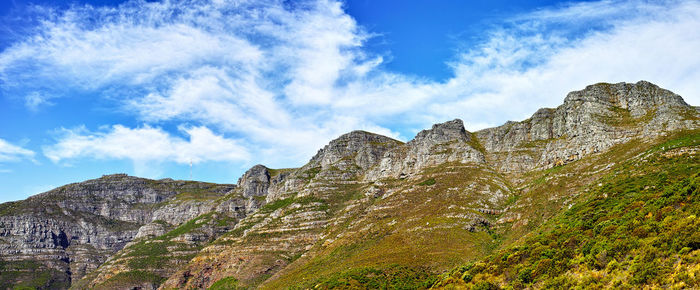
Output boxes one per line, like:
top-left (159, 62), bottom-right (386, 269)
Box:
top-left (431, 133), bottom-right (699, 288)
top-left (0, 81), bottom-right (698, 289)
top-left (0, 175), bottom-right (242, 289)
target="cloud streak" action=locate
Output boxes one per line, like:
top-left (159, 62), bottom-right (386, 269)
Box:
top-left (0, 139), bottom-right (35, 162)
top-left (1, 0), bottom-right (699, 170)
top-left (43, 125), bottom-right (249, 165)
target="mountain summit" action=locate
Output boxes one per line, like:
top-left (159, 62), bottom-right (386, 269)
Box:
top-left (478, 81), bottom-right (697, 172)
top-left (1, 81), bottom-right (698, 289)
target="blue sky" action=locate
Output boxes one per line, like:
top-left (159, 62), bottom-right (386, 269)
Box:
top-left (1, 0), bottom-right (699, 203)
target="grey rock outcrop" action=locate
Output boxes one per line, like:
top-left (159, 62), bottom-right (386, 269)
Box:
top-left (309, 130), bottom-right (403, 172)
top-left (414, 119), bottom-right (471, 144)
top-left (477, 81), bottom-right (699, 172)
top-left (367, 119), bottom-right (485, 180)
top-left (133, 222), bottom-right (167, 239)
top-left (264, 131), bottom-right (402, 201)
top-left (151, 199), bottom-right (221, 226)
top-left (0, 174), bottom-right (235, 287)
top-left (238, 165), bottom-right (271, 198)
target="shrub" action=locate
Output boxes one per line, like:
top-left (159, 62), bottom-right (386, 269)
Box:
top-left (472, 281), bottom-right (500, 290)
top-left (418, 178), bottom-right (436, 186)
top-left (209, 277), bottom-right (239, 290)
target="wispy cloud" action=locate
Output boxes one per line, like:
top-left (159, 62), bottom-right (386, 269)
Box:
top-left (0, 138), bottom-right (35, 162)
top-left (1, 0), bottom-right (699, 170)
top-left (43, 125), bottom-right (249, 165)
top-left (24, 91), bottom-right (53, 111)
top-left (432, 0), bottom-right (700, 121)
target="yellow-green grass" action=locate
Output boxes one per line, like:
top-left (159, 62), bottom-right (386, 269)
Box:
top-left (434, 131), bottom-right (700, 289)
top-left (262, 164), bottom-right (513, 289)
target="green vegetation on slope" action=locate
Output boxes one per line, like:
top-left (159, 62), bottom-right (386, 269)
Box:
top-left (80, 210), bottom-right (239, 289)
top-left (0, 260), bottom-right (70, 290)
top-left (298, 265), bottom-right (437, 289)
top-left (418, 178), bottom-right (436, 186)
top-left (92, 271), bottom-right (166, 290)
top-left (263, 163), bottom-right (512, 289)
top-left (595, 106), bottom-right (656, 128)
top-left (433, 133), bottom-right (700, 289)
top-left (208, 276), bottom-right (241, 290)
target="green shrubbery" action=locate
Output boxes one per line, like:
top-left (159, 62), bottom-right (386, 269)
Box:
top-left (418, 178), bottom-right (436, 186)
top-left (95, 271), bottom-right (165, 289)
top-left (208, 277), bottom-right (239, 290)
top-left (301, 265), bottom-right (436, 289)
top-left (433, 133), bottom-right (700, 288)
top-left (0, 260), bottom-right (69, 290)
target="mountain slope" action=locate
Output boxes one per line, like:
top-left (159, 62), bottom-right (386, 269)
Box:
top-left (0, 81), bottom-right (697, 289)
top-left (159, 131), bottom-right (407, 288)
top-left (478, 81), bottom-right (697, 172)
top-left (165, 81), bottom-right (698, 289)
top-left (433, 130), bottom-right (700, 289)
top-left (0, 175), bottom-right (235, 289)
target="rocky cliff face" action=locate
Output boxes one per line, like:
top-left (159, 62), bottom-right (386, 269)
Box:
top-left (238, 165), bottom-right (271, 199)
top-left (70, 165), bottom-right (288, 289)
top-left (159, 119), bottom-right (500, 289)
top-left (261, 130), bottom-right (402, 202)
top-left (310, 130), bottom-right (403, 172)
top-left (367, 119), bottom-right (485, 180)
top-left (162, 81), bottom-right (697, 289)
top-left (477, 81), bottom-right (699, 172)
top-left (0, 174), bottom-right (235, 288)
top-left (159, 130), bottom-right (405, 289)
top-left (1, 81), bottom-right (698, 290)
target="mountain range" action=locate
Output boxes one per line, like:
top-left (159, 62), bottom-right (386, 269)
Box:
top-left (1, 81), bottom-right (698, 289)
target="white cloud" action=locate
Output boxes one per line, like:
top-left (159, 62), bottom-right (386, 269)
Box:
top-left (43, 125), bottom-right (249, 165)
top-left (430, 0), bottom-right (700, 125)
top-left (1, 0), bottom-right (700, 170)
top-left (0, 139), bottom-right (35, 162)
top-left (24, 91), bottom-right (53, 111)
top-left (0, 3), bottom-right (263, 88)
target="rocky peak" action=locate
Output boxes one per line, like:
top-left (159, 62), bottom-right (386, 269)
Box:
top-left (477, 81), bottom-right (699, 172)
top-left (237, 164), bottom-right (271, 198)
top-left (309, 130), bottom-right (402, 171)
top-left (556, 81), bottom-right (694, 135)
top-left (0, 175), bottom-right (236, 288)
top-left (366, 119), bottom-right (484, 180)
top-left (531, 108), bottom-right (555, 119)
top-left (23, 174), bottom-right (178, 213)
top-left (563, 81), bottom-right (689, 116)
top-left (411, 119), bottom-right (470, 145)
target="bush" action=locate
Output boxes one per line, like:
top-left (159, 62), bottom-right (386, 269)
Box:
top-left (517, 267), bottom-right (533, 284)
top-left (472, 281), bottom-right (500, 290)
top-left (209, 277), bottom-right (239, 290)
top-left (418, 178), bottom-right (436, 186)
